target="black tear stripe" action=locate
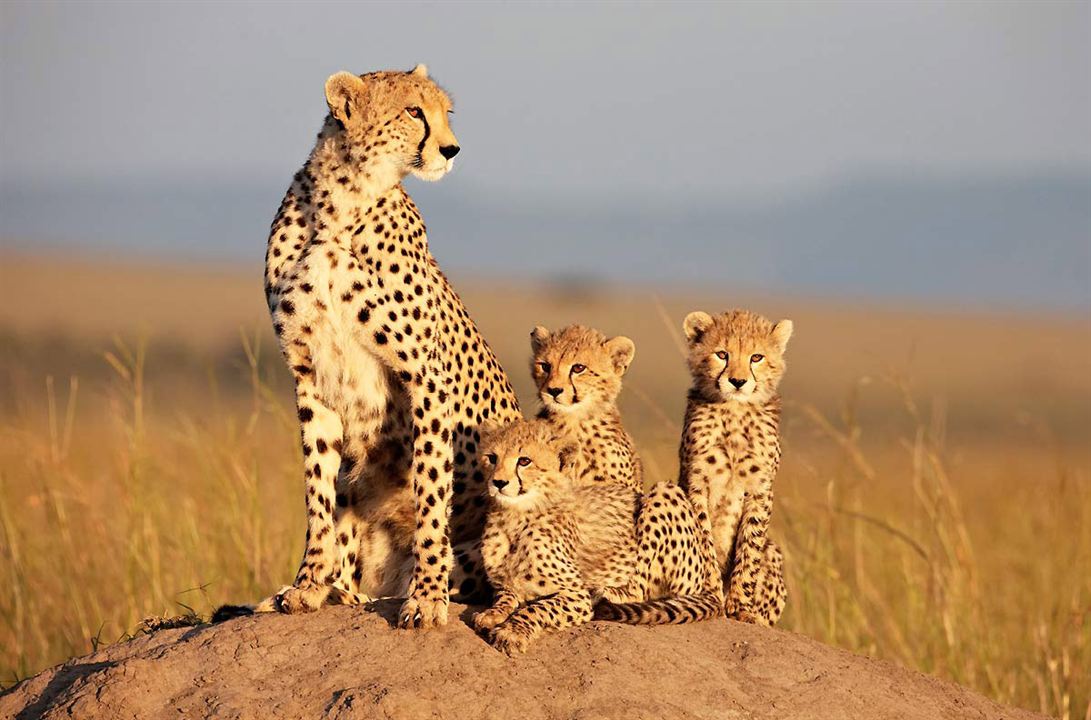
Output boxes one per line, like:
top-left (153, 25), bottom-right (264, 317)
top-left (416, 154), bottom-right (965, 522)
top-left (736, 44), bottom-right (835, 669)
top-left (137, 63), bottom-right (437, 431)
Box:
top-left (417, 108), bottom-right (431, 153)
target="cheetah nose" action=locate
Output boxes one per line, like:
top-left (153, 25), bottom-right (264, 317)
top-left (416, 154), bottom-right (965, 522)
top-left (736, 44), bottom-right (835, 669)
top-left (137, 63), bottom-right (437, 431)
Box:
top-left (492, 478), bottom-right (509, 490)
top-left (440, 144), bottom-right (460, 159)
top-left (546, 387), bottom-right (563, 399)
top-left (728, 377), bottom-right (747, 390)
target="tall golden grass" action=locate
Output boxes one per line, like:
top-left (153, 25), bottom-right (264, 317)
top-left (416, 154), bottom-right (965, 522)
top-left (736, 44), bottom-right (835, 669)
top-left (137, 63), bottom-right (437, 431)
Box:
top-left (0, 255), bottom-right (1087, 717)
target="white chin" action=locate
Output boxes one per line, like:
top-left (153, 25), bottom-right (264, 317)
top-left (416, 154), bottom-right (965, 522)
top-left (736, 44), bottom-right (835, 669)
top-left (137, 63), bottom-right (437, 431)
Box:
top-left (542, 398), bottom-right (579, 414)
top-left (500, 489), bottom-right (545, 512)
top-left (411, 160), bottom-right (453, 182)
top-left (720, 387), bottom-right (755, 402)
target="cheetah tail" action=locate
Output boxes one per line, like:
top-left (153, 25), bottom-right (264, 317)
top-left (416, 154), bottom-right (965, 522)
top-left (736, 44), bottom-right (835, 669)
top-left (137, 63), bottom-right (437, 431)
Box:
top-left (210, 586), bottom-right (294, 623)
top-left (593, 592), bottom-right (724, 625)
top-left (211, 585), bottom-right (369, 623)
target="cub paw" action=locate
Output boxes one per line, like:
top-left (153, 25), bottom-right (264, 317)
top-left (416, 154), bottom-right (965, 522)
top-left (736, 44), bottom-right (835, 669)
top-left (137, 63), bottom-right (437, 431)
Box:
top-left (398, 590), bottom-right (449, 629)
top-left (275, 582), bottom-right (329, 614)
top-left (473, 607), bottom-right (510, 632)
top-left (490, 625), bottom-right (530, 656)
top-left (729, 608), bottom-right (766, 626)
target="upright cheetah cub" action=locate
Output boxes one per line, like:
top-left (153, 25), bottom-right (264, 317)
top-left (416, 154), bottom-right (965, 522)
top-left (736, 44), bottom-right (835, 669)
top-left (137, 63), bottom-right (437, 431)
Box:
top-left (679, 309), bottom-right (792, 626)
top-left (474, 419), bottom-right (638, 655)
top-left (530, 325), bottom-right (642, 489)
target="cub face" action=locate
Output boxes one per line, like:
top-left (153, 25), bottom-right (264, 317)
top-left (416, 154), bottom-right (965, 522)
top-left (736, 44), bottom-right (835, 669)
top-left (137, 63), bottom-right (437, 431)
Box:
top-left (480, 419), bottom-right (578, 512)
top-left (323, 64), bottom-right (460, 183)
top-left (682, 309), bottom-right (793, 405)
top-left (529, 325), bottom-right (635, 414)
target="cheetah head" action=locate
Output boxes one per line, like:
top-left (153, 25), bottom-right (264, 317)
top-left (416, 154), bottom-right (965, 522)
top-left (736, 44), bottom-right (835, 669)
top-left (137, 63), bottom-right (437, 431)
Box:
top-left (529, 325), bottom-right (635, 415)
top-left (479, 419), bottom-right (578, 512)
top-left (682, 309), bottom-right (793, 405)
top-left (323, 64), bottom-right (459, 183)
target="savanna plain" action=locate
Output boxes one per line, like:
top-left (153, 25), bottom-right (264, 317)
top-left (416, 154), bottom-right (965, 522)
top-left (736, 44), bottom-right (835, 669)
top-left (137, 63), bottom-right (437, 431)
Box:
top-left (0, 251), bottom-right (1087, 718)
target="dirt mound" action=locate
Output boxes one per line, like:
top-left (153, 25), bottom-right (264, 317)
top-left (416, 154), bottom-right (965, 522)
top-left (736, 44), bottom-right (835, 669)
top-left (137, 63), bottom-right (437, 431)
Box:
top-left (1, 601), bottom-right (1043, 720)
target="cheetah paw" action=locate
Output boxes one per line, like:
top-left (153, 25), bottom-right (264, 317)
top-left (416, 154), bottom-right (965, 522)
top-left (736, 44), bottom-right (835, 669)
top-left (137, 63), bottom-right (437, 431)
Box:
top-left (489, 626), bottom-right (530, 656)
top-left (398, 591), bottom-right (449, 629)
top-left (275, 582), bottom-right (328, 614)
top-left (729, 608), bottom-right (766, 626)
top-left (473, 607), bottom-right (510, 632)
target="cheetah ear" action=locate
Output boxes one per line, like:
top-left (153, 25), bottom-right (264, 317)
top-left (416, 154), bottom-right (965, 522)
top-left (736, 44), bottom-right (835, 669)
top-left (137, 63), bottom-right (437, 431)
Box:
top-left (605, 336), bottom-right (636, 376)
top-left (682, 311), bottom-right (714, 344)
top-left (410, 63), bottom-right (429, 78)
top-left (530, 326), bottom-right (551, 354)
top-left (772, 319), bottom-right (794, 352)
top-left (477, 418), bottom-right (506, 448)
top-left (325, 72), bottom-right (367, 124)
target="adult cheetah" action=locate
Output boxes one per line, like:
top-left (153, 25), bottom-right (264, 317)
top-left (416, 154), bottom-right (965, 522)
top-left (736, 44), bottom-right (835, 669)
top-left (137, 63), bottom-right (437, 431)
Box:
top-left (256, 65), bottom-right (520, 629)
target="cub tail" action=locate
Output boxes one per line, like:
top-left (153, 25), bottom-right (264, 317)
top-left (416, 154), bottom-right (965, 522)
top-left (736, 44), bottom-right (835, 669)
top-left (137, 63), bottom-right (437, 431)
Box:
top-left (593, 592), bottom-right (724, 625)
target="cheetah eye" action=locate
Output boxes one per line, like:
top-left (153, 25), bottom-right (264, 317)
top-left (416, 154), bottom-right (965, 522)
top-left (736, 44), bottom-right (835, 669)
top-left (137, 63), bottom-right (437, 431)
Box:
top-left (537, 362), bottom-right (551, 374)
top-left (484, 453), bottom-right (498, 465)
top-left (751, 354), bottom-right (765, 363)
top-left (405, 106), bottom-right (422, 119)
top-left (571, 364), bottom-right (586, 374)
top-left (715, 351), bottom-right (728, 361)
top-left (517, 456), bottom-right (532, 467)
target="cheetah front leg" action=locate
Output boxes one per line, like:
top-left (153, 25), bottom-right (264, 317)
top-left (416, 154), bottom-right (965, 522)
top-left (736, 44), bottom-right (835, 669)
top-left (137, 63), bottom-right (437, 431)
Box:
top-left (680, 426), bottom-right (731, 594)
top-left (489, 589), bottom-right (594, 656)
top-left (277, 364), bottom-right (345, 614)
top-left (397, 359), bottom-right (454, 629)
top-left (726, 490), bottom-right (774, 625)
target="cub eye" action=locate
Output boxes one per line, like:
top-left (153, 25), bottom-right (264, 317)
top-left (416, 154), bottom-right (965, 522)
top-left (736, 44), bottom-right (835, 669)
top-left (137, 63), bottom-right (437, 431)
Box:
top-left (405, 106), bottom-right (422, 119)
top-left (751, 354), bottom-right (765, 363)
top-left (484, 453), bottom-right (498, 465)
top-left (571, 364), bottom-right (586, 374)
top-left (715, 351), bottom-right (728, 361)
top-left (517, 456), bottom-right (532, 467)
top-left (537, 362), bottom-right (551, 374)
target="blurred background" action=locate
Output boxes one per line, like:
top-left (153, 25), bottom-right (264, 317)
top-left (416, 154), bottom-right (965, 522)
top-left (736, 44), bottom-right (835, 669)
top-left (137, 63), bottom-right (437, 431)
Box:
top-left (1, 2), bottom-right (1088, 716)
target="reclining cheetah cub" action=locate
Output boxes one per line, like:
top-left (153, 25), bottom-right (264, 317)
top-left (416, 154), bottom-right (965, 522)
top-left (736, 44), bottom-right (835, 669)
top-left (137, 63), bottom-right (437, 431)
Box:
top-left (474, 419), bottom-right (721, 653)
top-left (679, 309), bottom-right (792, 626)
top-left (242, 65), bottom-right (521, 629)
top-left (530, 325), bottom-right (642, 489)
top-left (474, 418), bottom-right (638, 655)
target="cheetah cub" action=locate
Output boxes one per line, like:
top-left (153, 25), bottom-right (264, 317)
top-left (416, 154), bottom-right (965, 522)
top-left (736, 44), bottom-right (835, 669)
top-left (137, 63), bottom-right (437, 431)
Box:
top-left (474, 418), bottom-right (639, 655)
top-left (530, 325), bottom-right (642, 489)
top-left (679, 309), bottom-right (792, 627)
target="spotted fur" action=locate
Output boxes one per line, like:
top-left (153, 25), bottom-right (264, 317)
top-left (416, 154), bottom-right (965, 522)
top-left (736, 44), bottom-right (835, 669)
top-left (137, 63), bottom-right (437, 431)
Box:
top-left (593, 483), bottom-right (724, 625)
top-left (474, 419), bottom-right (638, 654)
top-left (239, 65), bottom-right (520, 629)
top-left (678, 309), bottom-right (791, 627)
top-left (529, 324), bottom-right (642, 489)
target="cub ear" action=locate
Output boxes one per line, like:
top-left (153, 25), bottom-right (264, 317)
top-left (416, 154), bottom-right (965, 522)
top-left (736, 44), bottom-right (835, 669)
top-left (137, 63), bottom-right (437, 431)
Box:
top-left (477, 418), bottom-right (506, 448)
top-left (682, 311), bottom-right (714, 344)
top-left (530, 326), bottom-right (551, 354)
top-left (772, 319), bottom-right (794, 352)
top-left (605, 336), bottom-right (636, 375)
top-left (410, 63), bottom-right (429, 78)
top-left (325, 72), bottom-right (367, 124)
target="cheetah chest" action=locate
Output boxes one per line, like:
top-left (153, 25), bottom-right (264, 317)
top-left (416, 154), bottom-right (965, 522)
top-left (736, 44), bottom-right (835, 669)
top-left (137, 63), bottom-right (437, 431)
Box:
top-left (274, 242), bottom-right (395, 419)
top-left (707, 411), bottom-right (776, 557)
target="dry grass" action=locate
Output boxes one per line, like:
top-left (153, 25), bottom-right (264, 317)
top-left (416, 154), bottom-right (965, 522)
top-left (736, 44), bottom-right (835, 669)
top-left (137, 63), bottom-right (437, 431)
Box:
top-left (0, 253), bottom-right (1088, 718)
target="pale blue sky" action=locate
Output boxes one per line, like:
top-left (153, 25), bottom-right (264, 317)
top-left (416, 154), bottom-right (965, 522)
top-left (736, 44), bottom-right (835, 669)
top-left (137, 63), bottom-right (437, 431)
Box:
top-left (2, 1), bottom-right (1088, 197)
top-left (1, 1), bottom-right (1089, 309)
